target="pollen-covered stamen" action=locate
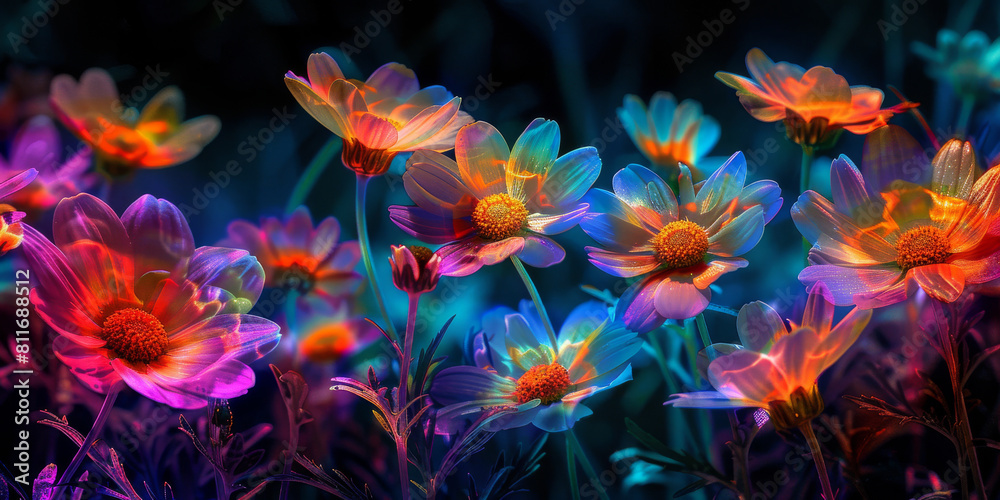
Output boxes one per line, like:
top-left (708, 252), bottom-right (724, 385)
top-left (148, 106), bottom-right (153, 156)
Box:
top-left (895, 226), bottom-right (950, 271)
top-left (101, 308), bottom-right (168, 364)
top-left (514, 362), bottom-right (571, 405)
top-left (472, 193), bottom-right (529, 241)
top-left (408, 245), bottom-right (434, 269)
top-left (651, 220), bottom-right (709, 269)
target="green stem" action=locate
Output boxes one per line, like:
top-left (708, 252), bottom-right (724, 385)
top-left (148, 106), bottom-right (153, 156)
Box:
top-left (510, 255), bottom-right (558, 350)
top-left (799, 145), bottom-right (814, 195)
top-left (695, 313), bottom-right (712, 352)
top-left (54, 381), bottom-right (124, 499)
top-left (355, 174), bottom-right (399, 343)
top-left (567, 429), bottom-right (610, 500)
top-left (396, 293), bottom-right (419, 500)
top-left (566, 433), bottom-right (581, 500)
top-left (799, 422), bottom-right (835, 500)
top-left (956, 95), bottom-right (975, 139)
top-left (284, 137), bottom-right (341, 215)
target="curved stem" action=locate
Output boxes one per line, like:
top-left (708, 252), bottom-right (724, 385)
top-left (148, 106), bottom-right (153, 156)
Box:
top-left (396, 293), bottom-right (420, 500)
top-left (566, 433), bottom-right (581, 500)
top-left (355, 174), bottom-right (399, 343)
top-left (799, 145), bottom-right (814, 195)
top-left (799, 422), bottom-right (835, 500)
top-left (567, 429), bottom-right (610, 500)
top-left (54, 381), bottom-right (123, 498)
top-left (695, 314), bottom-right (712, 352)
top-left (285, 137), bottom-right (342, 215)
top-left (510, 255), bottom-right (557, 350)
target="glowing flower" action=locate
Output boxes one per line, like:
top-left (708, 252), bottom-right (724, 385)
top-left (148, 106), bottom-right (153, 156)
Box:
top-left (285, 53), bottom-right (473, 176)
top-left (389, 244), bottom-right (442, 294)
top-left (432, 301), bottom-right (641, 432)
top-left (0, 116), bottom-right (94, 214)
top-left (792, 137), bottom-right (1000, 307)
top-left (221, 207), bottom-right (362, 315)
top-left (617, 92), bottom-right (720, 179)
top-left (580, 155), bottom-right (781, 332)
top-left (390, 119), bottom-right (600, 276)
top-left (297, 305), bottom-right (380, 364)
top-left (913, 30), bottom-right (1000, 102)
top-left (716, 48), bottom-right (914, 149)
top-left (21, 193), bottom-right (280, 409)
top-left (50, 68), bottom-right (221, 175)
top-left (666, 288), bottom-right (872, 430)
top-left (0, 168), bottom-right (37, 255)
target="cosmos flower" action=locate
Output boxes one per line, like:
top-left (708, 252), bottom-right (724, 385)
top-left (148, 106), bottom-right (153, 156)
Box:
top-left (792, 138), bottom-right (1000, 307)
top-left (666, 288), bottom-right (872, 431)
top-left (580, 155), bottom-right (781, 332)
top-left (617, 92), bottom-right (720, 179)
top-left (0, 115), bottom-right (94, 215)
top-left (389, 244), bottom-right (442, 295)
top-left (913, 30), bottom-right (1000, 103)
top-left (49, 68), bottom-right (220, 176)
top-left (21, 193), bottom-right (280, 409)
top-left (0, 168), bottom-right (37, 255)
top-left (390, 119), bottom-right (600, 276)
top-left (716, 48), bottom-right (914, 149)
top-left (432, 301), bottom-right (642, 433)
top-left (285, 52), bottom-right (473, 176)
top-left (297, 304), bottom-right (380, 364)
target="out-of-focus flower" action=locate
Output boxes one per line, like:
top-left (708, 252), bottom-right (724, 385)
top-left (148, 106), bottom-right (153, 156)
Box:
top-left (298, 307), bottom-right (380, 364)
top-left (390, 119), bottom-right (600, 276)
top-left (0, 168), bottom-right (38, 255)
top-left (793, 137), bottom-right (1000, 307)
top-left (667, 289), bottom-right (872, 431)
top-left (285, 53), bottom-right (473, 176)
top-left (49, 68), bottom-right (220, 176)
top-left (716, 48), bottom-right (914, 149)
top-left (432, 301), bottom-right (641, 433)
top-left (0, 66), bottom-right (53, 136)
top-left (913, 30), bottom-right (1000, 103)
top-left (0, 116), bottom-right (94, 215)
top-left (617, 92), bottom-right (720, 180)
top-left (389, 244), bottom-right (442, 294)
top-left (21, 193), bottom-right (280, 409)
top-left (221, 207), bottom-right (362, 315)
top-left (580, 155), bottom-right (781, 331)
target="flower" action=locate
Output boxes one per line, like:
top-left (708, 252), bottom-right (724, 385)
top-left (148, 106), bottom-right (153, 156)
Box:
top-left (579, 155), bottom-right (781, 331)
top-left (666, 289), bottom-right (872, 431)
top-left (716, 48), bottom-right (914, 149)
top-left (617, 92), bottom-right (720, 179)
top-left (0, 168), bottom-right (38, 255)
top-left (221, 207), bottom-right (363, 316)
top-left (431, 301), bottom-right (642, 433)
top-left (792, 136), bottom-right (1000, 307)
top-left (389, 244), bottom-right (442, 294)
top-left (390, 119), bottom-right (600, 276)
top-left (21, 193), bottom-right (280, 409)
top-left (297, 304), bottom-right (380, 364)
top-left (285, 53), bottom-right (473, 176)
top-left (913, 30), bottom-right (1000, 102)
top-left (49, 68), bottom-right (220, 175)
top-left (0, 116), bottom-right (94, 214)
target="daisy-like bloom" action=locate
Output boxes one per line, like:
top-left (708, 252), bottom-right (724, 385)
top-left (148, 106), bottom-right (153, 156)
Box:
top-left (580, 154), bottom-right (782, 332)
top-left (221, 207), bottom-right (362, 315)
top-left (0, 168), bottom-right (37, 254)
top-left (716, 48), bottom-right (914, 149)
top-left (20, 193), bottom-right (280, 409)
top-left (432, 301), bottom-right (642, 433)
top-left (913, 30), bottom-right (1000, 103)
top-left (390, 119), bottom-right (600, 276)
top-left (389, 244), bottom-right (442, 295)
top-left (285, 52), bottom-right (473, 176)
top-left (50, 68), bottom-right (221, 176)
top-left (617, 92), bottom-right (720, 179)
top-left (792, 138), bottom-right (1000, 307)
top-left (0, 116), bottom-right (94, 215)
top-left (297, 305), bottom-right (380, 364)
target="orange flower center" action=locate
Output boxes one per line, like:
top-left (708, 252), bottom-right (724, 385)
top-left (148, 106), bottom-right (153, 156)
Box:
top-left (514, 362), bottom-right (571, 405)
top-left (895, 226), bottom-right (950, 271)
top-left (651, 220), bottom-right (709, 269)
top-left (407, 245), bottom-right (434, 268)
top-left (300, 323), bottom-right (356, 363)
top-left (472, 193), bottom-right (528, 241)
top-left (101, 308), bottom-right (168, 364)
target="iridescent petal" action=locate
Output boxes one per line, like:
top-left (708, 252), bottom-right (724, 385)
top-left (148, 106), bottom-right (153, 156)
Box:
top-left (910, 263), bottom-right (966, 302)
top-left (652, 278), bottom-right (711, 320)
top-left (121, 195), bottom-right (195, 277)
top-left (736, 301), bottom-right (787, 352)
top-left (507, 119), bottom-right (560, 200)
top-left (403, 150), bottom-right (476, 216)
top-left (456, 121), bottom-right (510, 198)
top-left (930, 139), bottom-right (978, 199)
top-left (535, 147), bottom-right (600, 211)
top-left (388, 205), bottom-right (473, 244)
top-left (517, 235), bottom-right (565, 268)
top-left (798, 264), bottom-right (902, 307)
top-left (186, 246), bottom-right (266, 312)
top-left (586, 247), bottom-right (658, 278)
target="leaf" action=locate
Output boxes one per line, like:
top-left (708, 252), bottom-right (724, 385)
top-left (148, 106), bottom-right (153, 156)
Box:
top-left (674, 479), bottom-right (709, 498)
top-left (31, 464), bottom-right (57, 500)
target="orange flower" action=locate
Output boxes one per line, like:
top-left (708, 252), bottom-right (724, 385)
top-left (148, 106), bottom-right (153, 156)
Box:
top-left (285, 53), bottom-right (473, 176)
top-left (50, 68), bottom-right (220, 176)
top-left (617, 92), bottom-right (720, 179)
top-left (716, 48), bottom-right (914, 148)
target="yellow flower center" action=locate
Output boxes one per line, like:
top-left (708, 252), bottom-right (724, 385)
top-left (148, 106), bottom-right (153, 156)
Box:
top-left (102, 308), bottom-right (168, 364)
top-left (472, 193), bottom-right (528, 241)
top-left (651, 220), bottom-right (709, 269)
top-left (895, 226), bottom-right (950, 271)
top-left (514, 362), bottom-right (571, 405)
